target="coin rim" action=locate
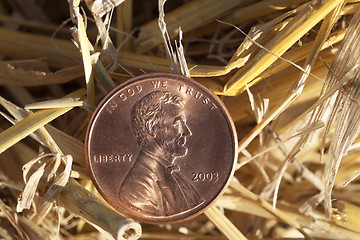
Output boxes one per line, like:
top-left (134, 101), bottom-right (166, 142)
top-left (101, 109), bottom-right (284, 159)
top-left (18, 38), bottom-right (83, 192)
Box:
top-left (85, 73), bottom-right (238, 224)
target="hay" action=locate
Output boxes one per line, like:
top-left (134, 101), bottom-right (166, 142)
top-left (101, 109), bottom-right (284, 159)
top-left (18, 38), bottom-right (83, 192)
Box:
top-left (1, 0), bottom-right (360, 239)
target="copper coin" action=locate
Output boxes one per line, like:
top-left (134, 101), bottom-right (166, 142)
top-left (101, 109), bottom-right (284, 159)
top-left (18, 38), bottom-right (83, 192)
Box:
top-left (85, 73), bottom-right (238, 224)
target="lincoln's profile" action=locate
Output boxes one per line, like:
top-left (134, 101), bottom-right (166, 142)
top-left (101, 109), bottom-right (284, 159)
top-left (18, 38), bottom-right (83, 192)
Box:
top-left (119, 91), bottom-right (204, 216)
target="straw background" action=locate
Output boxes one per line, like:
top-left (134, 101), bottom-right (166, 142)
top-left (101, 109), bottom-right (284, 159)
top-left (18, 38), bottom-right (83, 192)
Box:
top-left (1, 0), bottom-right (360, 239)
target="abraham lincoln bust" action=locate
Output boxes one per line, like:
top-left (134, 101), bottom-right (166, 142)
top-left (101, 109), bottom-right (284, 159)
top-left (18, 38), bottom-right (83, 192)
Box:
top-left (119, 91), bottom-right (203, 216)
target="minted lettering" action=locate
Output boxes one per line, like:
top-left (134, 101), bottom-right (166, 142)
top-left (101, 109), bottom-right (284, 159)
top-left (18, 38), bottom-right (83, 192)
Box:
top-left (127, 88), bottom-right (135, 96)
top-left (178, 84), bottom-right (184, 91)
top-left (119, 85), bottom-right (142, 102)
top-left (151, 81), bottom-right (167, 89)
top-left (192, 172), bottom-right (219, 183)
top-left (194, 91), bottom-right (203, 99)
top-left (185, 87), bottom-right (193, 95)
top-left (125, 154), bottom-right (133, 162)
top-left (202, 98), bottom-right (209, 104)
top-left (119, 92), bottom-right (127, 101)
top-left (209, 103), bottom-right (217, 110)
top-left (105, 101), bottom-right (118, 114)
top-left (93, 154), bottom-right (133, 163)
top-left (178, 84), bottom-right (217, 111)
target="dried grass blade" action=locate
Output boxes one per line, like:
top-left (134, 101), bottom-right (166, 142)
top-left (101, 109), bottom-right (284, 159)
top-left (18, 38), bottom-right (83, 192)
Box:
top-left (116, 0), bottom-right (133, 49)
top-left (238, 120), bottom-right (324, 169)
top-left (0, 89), bottom-right (85, 154)
top-left (25, 97), bottom-right (83, 110)
top-left (136, 0), bottom-right (243, 52)
top-left (175, 29), bottom-right (190, 77)
top-left (229, 181), bottom-right (311, 239)
top-left (0, 62), bottom-right (83, 86)
top-left (221, 0), bottom-right (307, 28)
top-left (204, 205), bottom-right (248, 240)
top-left (36, 156), bottom-right (73, 220)
top-left (0, 95), bottom-right (31, 120)
top-left (342, 170), bottom-right (360, 187)
top-left (227, 5), bottom-right (303, 66)
top-left (16, 161), bottom-right (46, 212)
top-left (254, 29), bottom-right (345, 83)
top-left (238, 94), bottom-right (294, 153)
top-left (0, 199), bottom-right (29, 239)
top-left (0, 107), bottom-right (72, 154)
top-left (237, 2), bottom-right (343, 157)
top-left (262, 2), bottom-right (344, 209)
top-left (47, 154), bottom-right (62, 182)
top-left (285, 65), bottom-right (356, 130)
top-left (0, 26), bottom-right (231, 81)
top-left (94, 60), bottom-right (116, 92)
top-left (158, 0), bottom-right (180, 74)
top-left (158, 1), bottom-right (191, 78)
top-left (319, 6), bottom-right (360, 215)
top-left (74, 14), bottom-right (95, 103)
top-left (22, 154), bottom-right (48, 184)
top-left (304, 1), bottom-right (344, 68)
top-left (216, 195), bottom-right (319, 231)
top-left (45, 125), bottom-right (86, 167)
top-left (224, 0), bottom-right (344, 96)
top-left (0, 27), bottom-right (80, 69)
top-left (89, 0), bottom-right (125, 17)
top-left (92, 15), bottom-right (117, 64)
top-left (117, 50), bottom-right (227, 77)
top-left (0, 108), bottom-right (49, 150)
top-left (215, 196), bottom-right (273, 220)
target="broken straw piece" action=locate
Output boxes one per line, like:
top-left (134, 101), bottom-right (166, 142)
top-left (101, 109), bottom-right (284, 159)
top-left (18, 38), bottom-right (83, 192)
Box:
top-left (58, 179), bottom-right (142, 240)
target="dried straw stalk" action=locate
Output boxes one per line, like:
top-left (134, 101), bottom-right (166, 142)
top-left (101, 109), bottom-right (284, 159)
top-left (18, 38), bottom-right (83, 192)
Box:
top-left (1, 0), bottom-right (360, 240)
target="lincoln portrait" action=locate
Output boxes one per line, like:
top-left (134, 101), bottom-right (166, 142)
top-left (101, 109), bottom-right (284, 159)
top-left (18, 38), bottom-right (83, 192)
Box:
top-left (119, 91), bottom-right (204, 216)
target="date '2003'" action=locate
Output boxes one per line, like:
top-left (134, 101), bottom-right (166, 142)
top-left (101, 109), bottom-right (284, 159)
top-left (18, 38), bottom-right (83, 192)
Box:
top-left (192, 172), bottom-right (219, 183)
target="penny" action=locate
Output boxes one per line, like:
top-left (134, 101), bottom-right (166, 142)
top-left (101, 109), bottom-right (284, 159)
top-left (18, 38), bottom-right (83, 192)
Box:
top-left (85, 73), bottom-right (238, 224)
